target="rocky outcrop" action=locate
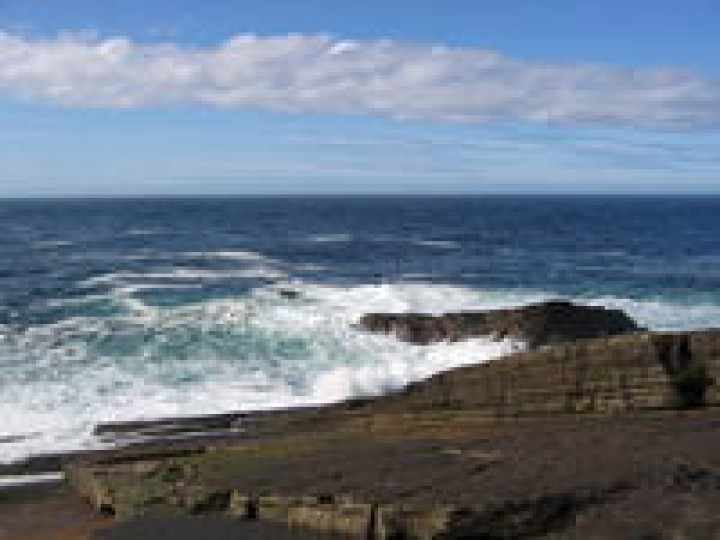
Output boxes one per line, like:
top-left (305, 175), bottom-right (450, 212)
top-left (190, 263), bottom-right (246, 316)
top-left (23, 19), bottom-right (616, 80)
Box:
top-left (371, 329), bottom-right (719, 417)
top-left (63, 327), bottom-right (720, 539)
top-left (357, 300), bottom-right (640, 347)
top-left (66, 414), bottom-right (720, 539)
top-left (229, 494), bottom-right (374, 538)
top-left (60, 468), bottom-right (640, 540)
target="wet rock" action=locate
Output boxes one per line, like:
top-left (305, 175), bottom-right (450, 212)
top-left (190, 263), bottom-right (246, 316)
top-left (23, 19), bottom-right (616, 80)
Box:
top-left (358, 300), bottom-right (640, 347)
top-left (278, 289), bottom-right (301, 300)
top-left (93, 412), bottom-right (247, 448)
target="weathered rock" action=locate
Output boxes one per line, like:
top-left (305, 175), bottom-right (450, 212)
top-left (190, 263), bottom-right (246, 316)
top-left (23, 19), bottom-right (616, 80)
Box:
top-left (278, 288), bottom-right (302, 300)
top-left (65, 409), bottom-right (720, 540)
top-left (247, 495), bottom-right (374, 538)
top-left (373, 330), bottom-right (720, 417)
top-left (375, 504), bottom-right (458, 540)
top-left (94, 412), bottom-right (247, 439)
top-left (63, 326), bottom-right (720, 539)
top-left (357, 300), bottom-right (640, 347)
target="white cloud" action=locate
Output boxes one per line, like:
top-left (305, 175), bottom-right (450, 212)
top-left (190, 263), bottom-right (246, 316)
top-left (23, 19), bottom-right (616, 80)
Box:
top-left (0, 32), bottom-right (719, 128)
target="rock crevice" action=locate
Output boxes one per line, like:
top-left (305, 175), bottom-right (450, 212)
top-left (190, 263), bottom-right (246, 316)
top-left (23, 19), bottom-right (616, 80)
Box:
top-left (654, 334), bottom-right (714, 408)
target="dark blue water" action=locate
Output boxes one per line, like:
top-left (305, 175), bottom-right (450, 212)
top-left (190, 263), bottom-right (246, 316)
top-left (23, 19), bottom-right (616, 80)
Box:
top-left (1, 196), bottom-right (720, 461)
top-left (2, 196), bottom-right (720, 321)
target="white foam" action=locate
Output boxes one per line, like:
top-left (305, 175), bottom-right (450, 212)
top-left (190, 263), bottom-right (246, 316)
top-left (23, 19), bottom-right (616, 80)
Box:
top-left (0, 473), bottom-right (64, 488)
top-left (79, 266), bottom-right (286, 288)
top-left (363, 235), bottom-right (460, 249)
top-left (293, 263), bottom-right (327, 272)
top-left (124, 228), bottom-right (165, 236)
top-left (583, 296), bottom-right (720, 332)
top-left (306, 234), bottom-right (353, 243)
top-left (184, 250), bottom-right (277, 263)
top-left (279, 282), bottom-right (552, 317)
top-left (2, 281), bottom-right (720, 464)
top-left (412, 240), bottom-right (460, 249)
top-left (249, 282), bottom-right (528, 398)
top-left (400, 273), bottom-right (435, 280)
top-left (31, 240), bottom-right (74, 249)
top-left (307, 337), bottom-right (522, 403)
top-left (0, 282), bottom-right (528, 463)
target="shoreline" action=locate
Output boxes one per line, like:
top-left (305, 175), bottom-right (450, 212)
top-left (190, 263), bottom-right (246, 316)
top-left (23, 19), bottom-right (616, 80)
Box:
top-left (3, 303), bottom-right (720, 538)
top-left (1, 300), bottom-right (640, 473)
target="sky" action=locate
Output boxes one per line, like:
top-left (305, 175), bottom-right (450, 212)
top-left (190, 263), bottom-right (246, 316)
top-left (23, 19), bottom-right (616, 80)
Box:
top-left (0, 0), bottom-right (719, 196)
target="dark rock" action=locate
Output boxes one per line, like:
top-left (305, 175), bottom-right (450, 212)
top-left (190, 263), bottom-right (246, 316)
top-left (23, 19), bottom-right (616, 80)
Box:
top-left (357, 300), bottom-right (640, 348)
top-left (94, 412), bottom-right (247, 445)
top-left (374, 329), bottom-right (720, 416)
top-left (654, 334), bottom-right (714, 409)
top-left (435, 485), bottom-right (629, 540)
top-left (278, 289), bottom-right (301, 300)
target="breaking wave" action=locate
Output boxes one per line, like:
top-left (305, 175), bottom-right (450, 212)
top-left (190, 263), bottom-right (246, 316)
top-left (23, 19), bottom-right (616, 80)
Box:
top-left (2, 279), bottom-right (720, 463)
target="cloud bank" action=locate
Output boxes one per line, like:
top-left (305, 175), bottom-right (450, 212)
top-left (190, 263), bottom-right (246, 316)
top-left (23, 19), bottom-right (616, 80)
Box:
top-left (0, 32), bottom-right (718, 128)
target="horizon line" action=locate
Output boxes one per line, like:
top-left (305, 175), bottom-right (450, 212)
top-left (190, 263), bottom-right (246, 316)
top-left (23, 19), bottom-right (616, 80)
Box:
top-left (1, 193), bottom-right (720, 201)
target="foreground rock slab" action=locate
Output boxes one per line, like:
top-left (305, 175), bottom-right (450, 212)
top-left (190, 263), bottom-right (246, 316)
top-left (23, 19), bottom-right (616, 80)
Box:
top-left (66, 412), bottom-right (720, 539)
top-left (63, 327), bottom-right (720, 539)
top-left (358, 300), bottom-right (641, 347)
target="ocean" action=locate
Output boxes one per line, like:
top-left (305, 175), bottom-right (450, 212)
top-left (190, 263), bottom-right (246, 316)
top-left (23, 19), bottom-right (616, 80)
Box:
top-left (1, 195), bottom-right (720, 463)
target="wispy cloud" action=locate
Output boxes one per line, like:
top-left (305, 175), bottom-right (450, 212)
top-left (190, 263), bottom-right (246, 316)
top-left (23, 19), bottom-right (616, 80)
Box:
top-left (0, 32), bottom-right (719, 129)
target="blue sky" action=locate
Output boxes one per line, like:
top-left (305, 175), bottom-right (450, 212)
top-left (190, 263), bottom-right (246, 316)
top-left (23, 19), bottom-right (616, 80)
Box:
top-left (0, 0), bottom-right (719, 195)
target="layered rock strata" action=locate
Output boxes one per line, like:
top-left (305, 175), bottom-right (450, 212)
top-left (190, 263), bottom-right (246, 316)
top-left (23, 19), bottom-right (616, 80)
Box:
top-left (367, 329), bottom-right (720, 416)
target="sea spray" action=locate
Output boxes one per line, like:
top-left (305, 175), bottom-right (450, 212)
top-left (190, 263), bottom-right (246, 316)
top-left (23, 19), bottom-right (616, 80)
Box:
top-left (3, 280), bottom-right (720, 463)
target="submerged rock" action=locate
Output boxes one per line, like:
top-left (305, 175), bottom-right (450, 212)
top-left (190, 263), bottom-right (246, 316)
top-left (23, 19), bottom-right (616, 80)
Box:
top-left (357, 300), bottom-right (640, 347)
